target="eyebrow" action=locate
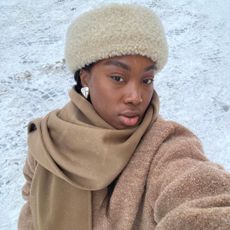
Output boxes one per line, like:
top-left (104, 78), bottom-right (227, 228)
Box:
top-left (103, 60), bottom-right (156, 72)
top-left (104, 60), bottom-right (131, 71)
top-left (144, 64), bottom-right (156, 72)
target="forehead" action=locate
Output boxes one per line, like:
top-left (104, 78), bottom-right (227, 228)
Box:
top-left (93, 55), bottom-right (156, 71)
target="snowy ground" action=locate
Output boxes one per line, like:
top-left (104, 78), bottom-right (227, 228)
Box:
top-left (0, 0), bottom-right (230, 229)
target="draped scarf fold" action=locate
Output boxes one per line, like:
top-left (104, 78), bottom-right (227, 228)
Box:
top-left (28, 88), bottom-right (159, 230)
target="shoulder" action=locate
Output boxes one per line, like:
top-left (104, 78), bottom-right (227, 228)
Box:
top-left (25, 118), bottom-right (43, 167)
top-left (144, 116), bottom-right (202, 148)
top-left (140, 116), bottom-right (207, 163)
top-left (152, 116), bottom-right (199, 137)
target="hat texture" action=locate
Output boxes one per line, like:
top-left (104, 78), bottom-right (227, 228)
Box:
top-left (65, 3), bottom-right (168, 73)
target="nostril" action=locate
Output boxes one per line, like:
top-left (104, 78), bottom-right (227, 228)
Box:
top-left (124, 93), bottom-right (143, 105)
top-left (123, 84), bottom-right (143, 105)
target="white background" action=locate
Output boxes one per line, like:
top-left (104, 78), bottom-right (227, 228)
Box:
top-left (0, 0), bottom-right (230, 229)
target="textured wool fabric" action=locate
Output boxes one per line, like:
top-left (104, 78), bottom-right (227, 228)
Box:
top-left (92, 119), bottom-right (230, 229)
top-left (65, 3), bottom-right (168, 73)
top-left (18, 88), bottom-right (159, 230)
top-left (19, 117), bottom-right (230, 229)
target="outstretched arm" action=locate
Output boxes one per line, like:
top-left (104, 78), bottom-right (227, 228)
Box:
top-left (148, 122), bottom-right (230, 229)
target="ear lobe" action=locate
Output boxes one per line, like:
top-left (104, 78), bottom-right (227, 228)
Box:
top-left (80, 70), bottom-right (90, 87)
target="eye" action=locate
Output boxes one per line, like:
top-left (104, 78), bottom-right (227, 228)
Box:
top-left (143, 78), bottom-right (154, 85)
top-left (111, 75), bottom-right (125, 82)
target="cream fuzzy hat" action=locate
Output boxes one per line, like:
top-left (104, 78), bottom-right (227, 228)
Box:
top-left (65, 3), bottom-right (168, 73)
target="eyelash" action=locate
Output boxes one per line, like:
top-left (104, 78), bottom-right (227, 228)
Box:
top-left (111, 75), bottom-right (124, 82)
top-left (110, 75), bottom-right (154, 85)
top-left (143, 78), bottom-right (154, 85)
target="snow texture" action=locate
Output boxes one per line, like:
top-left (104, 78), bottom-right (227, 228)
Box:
top-left (0, 0), bottom-right (229, 229)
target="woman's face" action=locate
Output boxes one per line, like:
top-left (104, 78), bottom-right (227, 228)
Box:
top-left (80, 55), bottom-right (155, 129)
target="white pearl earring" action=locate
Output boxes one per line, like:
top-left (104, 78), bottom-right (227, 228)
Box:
top-left (81, 87), bottom-right (89, 99)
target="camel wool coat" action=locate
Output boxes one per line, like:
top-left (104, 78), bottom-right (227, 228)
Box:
top-left (18, 117), bottom-right (230, 230)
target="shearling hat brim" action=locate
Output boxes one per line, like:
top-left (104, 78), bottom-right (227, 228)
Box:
top-left (65, 3), bottom-right (168, 73)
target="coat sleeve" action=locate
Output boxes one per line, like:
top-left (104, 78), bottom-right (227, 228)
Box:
top-left (148, 122), bottom-right (230, 230)
top-left (18, 151), bottom-right (37, 230)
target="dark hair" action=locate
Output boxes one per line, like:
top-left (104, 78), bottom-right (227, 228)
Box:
top-left (73, 63), bottom-right (95, 94)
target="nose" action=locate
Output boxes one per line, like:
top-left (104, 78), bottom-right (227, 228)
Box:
top-left (123, 83), bottom-right (143, 105)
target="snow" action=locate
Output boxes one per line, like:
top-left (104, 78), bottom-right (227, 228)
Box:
top-left (0, 0), bottom-right (229, 229)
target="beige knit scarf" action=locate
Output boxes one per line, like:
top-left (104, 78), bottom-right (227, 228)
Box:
top-left (28, 88), bottom-right (159, 230)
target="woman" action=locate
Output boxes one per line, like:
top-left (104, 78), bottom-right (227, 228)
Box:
top-left (18, 3), bottom-right (230, 230)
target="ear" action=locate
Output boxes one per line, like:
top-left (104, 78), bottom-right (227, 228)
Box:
top-left (80, 70), bottom-right (90, 87)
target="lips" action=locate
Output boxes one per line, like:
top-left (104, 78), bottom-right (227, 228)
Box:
top-left (118, 111), bottom-right (141, 127)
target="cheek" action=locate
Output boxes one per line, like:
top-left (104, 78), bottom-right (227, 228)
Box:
top-left (143, 88), bottom-right (154, 105)
top-left (90, 93), bottom-right (118, 126)
top-left (90, 82), bottom-right (108, 104)
top-left (89, 83), bottom-right (113, 114)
